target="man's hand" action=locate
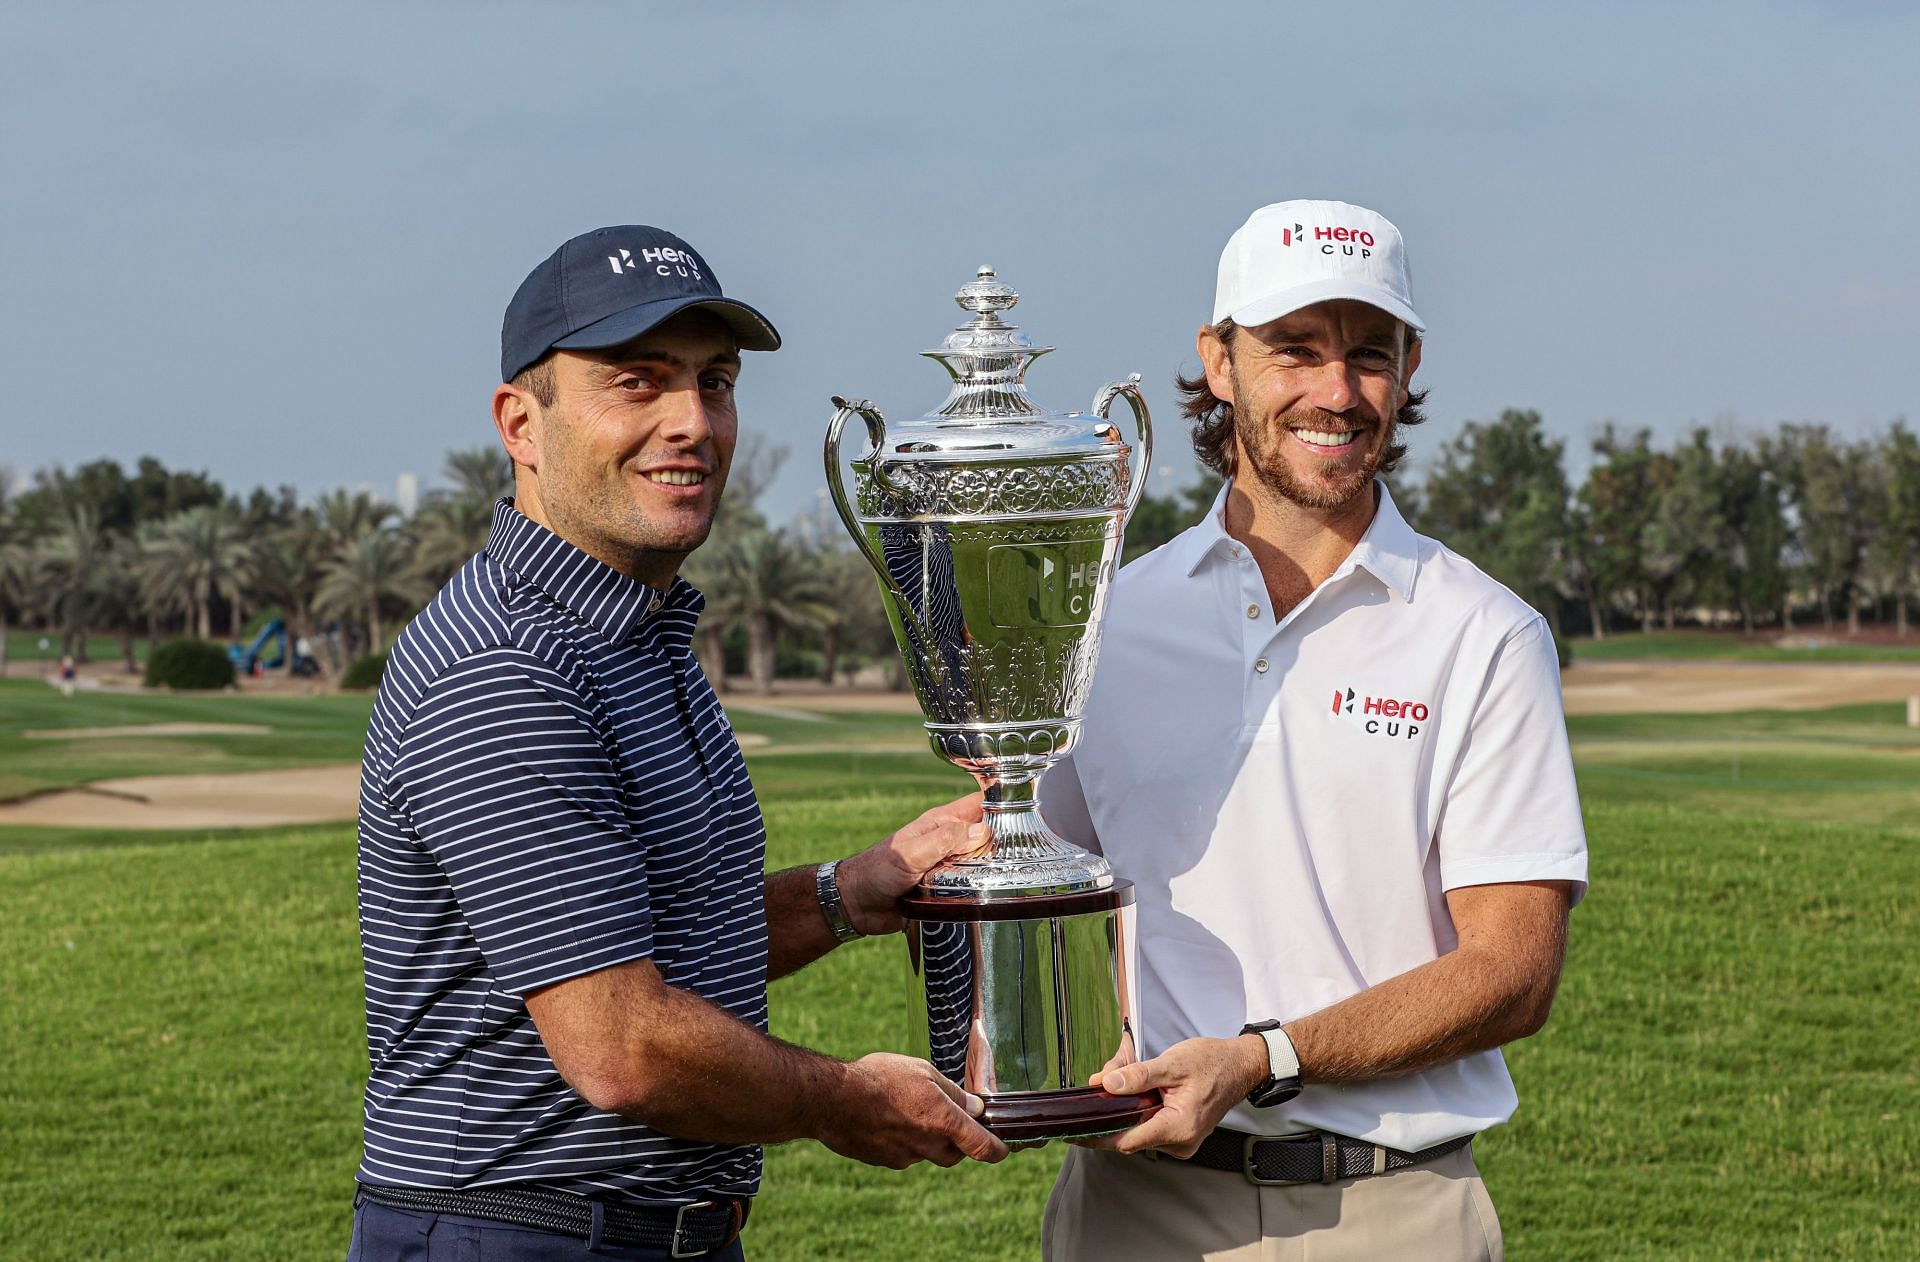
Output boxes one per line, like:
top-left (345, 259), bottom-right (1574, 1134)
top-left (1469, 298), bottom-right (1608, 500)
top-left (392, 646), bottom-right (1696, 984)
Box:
top-left (819, 1052), bottom-right (1010, 1169)
top-left (1074, 1035), bottom-right (1268, 1159)
top-left (837, 791), bottom-right (988, 935)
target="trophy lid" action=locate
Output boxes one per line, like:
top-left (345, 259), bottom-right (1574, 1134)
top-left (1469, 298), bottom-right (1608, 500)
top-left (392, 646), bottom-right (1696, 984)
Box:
top-left (877, 267), bottom-right (1128, 460)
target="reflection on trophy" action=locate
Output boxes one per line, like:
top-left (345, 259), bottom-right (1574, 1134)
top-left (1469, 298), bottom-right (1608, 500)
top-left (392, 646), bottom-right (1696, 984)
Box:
top-left (824, 267), bottom-right (1158, 1141)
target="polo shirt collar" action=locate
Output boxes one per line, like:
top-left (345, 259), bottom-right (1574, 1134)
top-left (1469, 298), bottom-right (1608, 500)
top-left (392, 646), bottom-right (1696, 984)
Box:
top-left (483, 499), bottom-right (701, 643)
top-left (1175, 477), bottom-right (1421, 602)
top-left (1349, 481), bottom-right (1421, 602)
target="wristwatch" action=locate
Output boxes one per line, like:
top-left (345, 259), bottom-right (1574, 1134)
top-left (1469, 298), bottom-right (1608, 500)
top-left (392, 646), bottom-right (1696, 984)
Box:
top-left (815, 860), bottom-right (863, 943)
top-left (1240, 1020), bottom-right (1303, 1108)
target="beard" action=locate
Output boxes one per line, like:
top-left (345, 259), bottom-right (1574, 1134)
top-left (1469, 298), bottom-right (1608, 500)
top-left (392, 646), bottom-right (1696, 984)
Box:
top-left (1236, 403), bottom-right (1395, 511)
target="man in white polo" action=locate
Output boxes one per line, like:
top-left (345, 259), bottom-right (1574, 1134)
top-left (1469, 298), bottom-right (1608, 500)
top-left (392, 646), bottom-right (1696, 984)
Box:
top-left (1037, 200), bottom-right (1587, 1261)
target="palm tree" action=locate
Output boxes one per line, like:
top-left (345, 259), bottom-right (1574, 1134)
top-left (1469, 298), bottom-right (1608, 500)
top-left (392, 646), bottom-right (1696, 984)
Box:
top-left (814, 544), bottom-right (879, 685)
top-left (85, 538), bottom-right (148, 673)
top-left (135, 504), bottom-right (255, 640)
top-left (0, 503), bottom-right (35, 676)
top-left (316, 489), bottom-right (396, 550)
top-left (317, 529), bottom-right (424, 656)
top-left (409, 494), bottom-right (495, 588)
top-left (441, 446), bottom-right (514, 507)
top-left (36, 503), bottom-right (112, 660)
top-left (704, 524), bottom-right (837, 695)
top-left (254, 511), bottom-right (337, 678)
top-left (677, 440), bottom-right (792, 693)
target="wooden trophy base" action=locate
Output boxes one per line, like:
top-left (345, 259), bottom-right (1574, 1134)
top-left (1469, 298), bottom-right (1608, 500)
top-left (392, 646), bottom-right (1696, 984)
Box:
top-left (979, 1085), bottom-right (1161, 1143)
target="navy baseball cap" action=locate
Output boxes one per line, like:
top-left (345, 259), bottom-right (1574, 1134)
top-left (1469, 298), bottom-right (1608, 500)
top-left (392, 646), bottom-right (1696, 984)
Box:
top-left (500, 225), bottom-right (781, 382)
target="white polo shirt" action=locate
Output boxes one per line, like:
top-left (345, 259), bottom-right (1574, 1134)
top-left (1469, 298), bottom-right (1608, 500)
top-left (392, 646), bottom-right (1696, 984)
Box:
top-left (1040, 479), bottom-right (1588, 1150)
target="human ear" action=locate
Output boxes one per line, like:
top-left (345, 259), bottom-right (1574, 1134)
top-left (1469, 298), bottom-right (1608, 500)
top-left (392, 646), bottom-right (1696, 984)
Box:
top-left (1398, 337), bottom-right (1423, 409)
top-left (492, 384), bottom-right (541, 475)
top-left (1197, 326), bottom-right (1236, 406)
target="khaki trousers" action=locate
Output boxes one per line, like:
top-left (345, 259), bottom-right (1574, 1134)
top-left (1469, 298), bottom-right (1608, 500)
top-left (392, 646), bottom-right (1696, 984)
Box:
top-left (1042, 1143), bottom-right (1503, 1262)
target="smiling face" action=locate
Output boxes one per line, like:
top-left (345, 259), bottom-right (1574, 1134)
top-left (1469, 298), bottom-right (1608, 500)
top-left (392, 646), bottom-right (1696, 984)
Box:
top-left (1198, 299), bottom-right (1420, 514)
top-left (492, 309), bottom-right (741, 586)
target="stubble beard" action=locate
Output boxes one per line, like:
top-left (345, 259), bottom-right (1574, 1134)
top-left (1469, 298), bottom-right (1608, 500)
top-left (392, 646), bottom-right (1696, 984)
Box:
top-left (538, 405), bottom-right (723, 577)
top-left (1237, 402), bottom-right (1394, 512)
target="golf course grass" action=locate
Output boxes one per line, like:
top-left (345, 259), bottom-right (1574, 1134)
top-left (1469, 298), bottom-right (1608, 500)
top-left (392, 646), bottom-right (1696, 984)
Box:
top-left (1570, 629), bottom-right (1920, 663)
top-left (1, 688), bottom-right (1916, 1258)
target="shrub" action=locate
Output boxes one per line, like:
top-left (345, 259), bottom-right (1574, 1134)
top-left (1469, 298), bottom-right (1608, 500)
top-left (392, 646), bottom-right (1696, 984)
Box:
top-left (144, 638), bottom-right (236, 691)
top-left (340, 652), bottom-right (388, 691)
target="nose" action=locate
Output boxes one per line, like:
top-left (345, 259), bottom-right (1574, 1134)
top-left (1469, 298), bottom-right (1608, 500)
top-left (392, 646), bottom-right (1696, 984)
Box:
top-left (657, 382), bottom-right (713, 447)
top-left (1304, 360), bottom-right (1360, 414)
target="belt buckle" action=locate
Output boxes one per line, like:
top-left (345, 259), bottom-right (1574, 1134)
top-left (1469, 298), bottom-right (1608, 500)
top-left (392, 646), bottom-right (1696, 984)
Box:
top-left (1241, 1134), bottom-right (1312, 1187)
top-left (671, 1200), bottom-right (715, 1259)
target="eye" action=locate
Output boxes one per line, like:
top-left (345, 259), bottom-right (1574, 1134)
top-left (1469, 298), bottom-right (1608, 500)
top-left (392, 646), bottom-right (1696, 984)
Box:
top-left (702, 374), bottom-right (737, 394)
top-left (614, 372), bottom-right (658, 394)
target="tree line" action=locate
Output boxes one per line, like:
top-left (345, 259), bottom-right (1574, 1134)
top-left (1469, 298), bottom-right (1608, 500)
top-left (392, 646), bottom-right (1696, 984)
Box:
top-left (0, 442), bottom-right (905, 692)
top-left (1401, 412), bottom-right (1920, 640)
top-left (2, 413), bottom-right (1915, 687)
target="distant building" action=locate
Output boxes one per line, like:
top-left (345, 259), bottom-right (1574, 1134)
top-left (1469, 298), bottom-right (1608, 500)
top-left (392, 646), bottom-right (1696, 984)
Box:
top-left (396, 472), bottom-right (419, 517)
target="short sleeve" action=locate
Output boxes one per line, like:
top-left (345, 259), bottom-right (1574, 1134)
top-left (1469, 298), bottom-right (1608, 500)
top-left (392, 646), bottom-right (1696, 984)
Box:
top-left (389, 649), bottom-right (654, 995)
top-left (1435, 618), bottom-right (1589, 905)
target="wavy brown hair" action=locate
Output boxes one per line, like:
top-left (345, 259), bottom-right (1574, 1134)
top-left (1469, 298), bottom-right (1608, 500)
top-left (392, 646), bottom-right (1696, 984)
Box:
top-left (1177, 319), bottom-right (1428, 477)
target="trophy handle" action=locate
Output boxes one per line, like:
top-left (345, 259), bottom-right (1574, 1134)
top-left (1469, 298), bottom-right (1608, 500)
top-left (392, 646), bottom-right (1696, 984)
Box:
top-left (1092, 372), bottom-right (1154, 522)
top-left (825, 396), bottom-right (912, 605)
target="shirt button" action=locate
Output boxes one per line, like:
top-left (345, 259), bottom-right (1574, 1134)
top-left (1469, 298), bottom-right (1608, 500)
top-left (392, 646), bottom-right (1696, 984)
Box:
top-left (1254, 658), bottom-right (1269, 674)
top-left (1246, 604), bottom-right (1260, 619)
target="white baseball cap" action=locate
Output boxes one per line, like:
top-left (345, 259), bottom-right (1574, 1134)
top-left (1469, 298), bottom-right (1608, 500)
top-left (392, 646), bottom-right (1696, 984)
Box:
top-left (1212, 199), bottom-right (1424, 332)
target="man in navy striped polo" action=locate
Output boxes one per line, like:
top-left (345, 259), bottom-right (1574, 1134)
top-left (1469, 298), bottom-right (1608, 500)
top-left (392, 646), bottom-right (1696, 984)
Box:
top-left (350, 226), bottom-right (1007, 1260)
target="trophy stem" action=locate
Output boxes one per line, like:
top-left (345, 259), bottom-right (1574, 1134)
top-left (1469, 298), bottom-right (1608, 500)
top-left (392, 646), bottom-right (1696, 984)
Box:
top-left (922, 770), bottom-right (1111, 899)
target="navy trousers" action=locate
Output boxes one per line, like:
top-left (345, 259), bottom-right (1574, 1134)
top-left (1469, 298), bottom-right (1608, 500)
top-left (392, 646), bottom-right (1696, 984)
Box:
top-left (346, 1201), bottom-right (747, 1261)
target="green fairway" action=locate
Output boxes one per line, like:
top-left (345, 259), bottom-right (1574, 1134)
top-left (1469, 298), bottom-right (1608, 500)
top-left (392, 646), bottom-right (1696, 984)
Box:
top-left (3, 697), bottom-right (1918, 1258)
top-left (1571, 629), bottom-right (1920, 663)
top-left (0, 678), bottom-right (375, 804)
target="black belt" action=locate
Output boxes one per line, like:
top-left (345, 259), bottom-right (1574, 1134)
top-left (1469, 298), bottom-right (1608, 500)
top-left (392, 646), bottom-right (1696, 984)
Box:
top-left (1180, 1128), bottom-right (1472, 1185)
top-left (355, 1183), bottom-right (748, 1257)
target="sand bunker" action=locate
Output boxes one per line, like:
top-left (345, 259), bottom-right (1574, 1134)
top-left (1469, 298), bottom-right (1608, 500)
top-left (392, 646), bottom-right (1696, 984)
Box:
top-left (1558, 661), bottom-right (1920, 715)
top-left (24, 722), bottom-right (273, 740)
top-left (1, 731), bottom-right (775, 831)
top-left (6, 665), bottom-right (1916, 832)
top-left (0, 765), bottom-right (363, 830)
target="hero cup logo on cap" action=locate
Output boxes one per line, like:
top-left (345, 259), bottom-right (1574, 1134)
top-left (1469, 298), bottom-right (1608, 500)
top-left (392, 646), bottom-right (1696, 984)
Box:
top-left (501, 225), bottom-right (780, 383)
top-left (1213, 200), bottom-right (1425, 332)
top-left (607, 245), bottom-right (702, 279)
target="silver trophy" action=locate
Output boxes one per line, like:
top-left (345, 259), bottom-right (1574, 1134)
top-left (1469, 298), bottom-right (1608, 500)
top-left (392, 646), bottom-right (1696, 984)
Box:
top-left (824, 267), bottom-right (1157, 1141)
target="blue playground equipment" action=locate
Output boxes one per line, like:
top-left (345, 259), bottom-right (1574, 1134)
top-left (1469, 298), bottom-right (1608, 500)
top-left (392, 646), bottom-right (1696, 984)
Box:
top-left (229, 619), bottom-right (319, 676)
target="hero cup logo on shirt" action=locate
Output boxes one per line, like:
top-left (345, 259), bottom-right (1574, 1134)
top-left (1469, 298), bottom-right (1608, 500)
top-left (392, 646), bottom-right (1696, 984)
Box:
top-left (1331, 687), bottom-right (1430, 740)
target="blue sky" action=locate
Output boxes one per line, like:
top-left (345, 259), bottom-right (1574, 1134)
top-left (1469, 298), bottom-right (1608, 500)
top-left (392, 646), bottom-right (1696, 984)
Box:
top-left (4, 1), bottom-right (1915, 524)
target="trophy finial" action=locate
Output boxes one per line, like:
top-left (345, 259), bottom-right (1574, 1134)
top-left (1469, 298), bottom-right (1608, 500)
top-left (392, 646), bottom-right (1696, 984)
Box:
top-left (956, 265), bottom-right (1019, 318)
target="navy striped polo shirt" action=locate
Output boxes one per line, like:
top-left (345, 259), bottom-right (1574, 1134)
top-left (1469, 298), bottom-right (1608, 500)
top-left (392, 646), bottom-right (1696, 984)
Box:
top-left (355, 500), bottom-right (769, 1202)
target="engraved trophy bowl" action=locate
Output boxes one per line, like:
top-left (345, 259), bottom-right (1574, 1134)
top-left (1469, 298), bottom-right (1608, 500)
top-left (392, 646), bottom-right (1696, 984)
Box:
top-left (824, 267), bottom-right (1159, 1141)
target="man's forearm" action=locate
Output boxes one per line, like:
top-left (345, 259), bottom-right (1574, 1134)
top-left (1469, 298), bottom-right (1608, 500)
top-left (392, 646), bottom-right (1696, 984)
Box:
top-left (1286, 882), bottom-right (1569, 1085)
top-left (552, 965), bottom-right (845, 1144)
top-left (527, 958), bottom-right (1003, 1169)
top-left (764, 864), bottom-right (839, 981)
